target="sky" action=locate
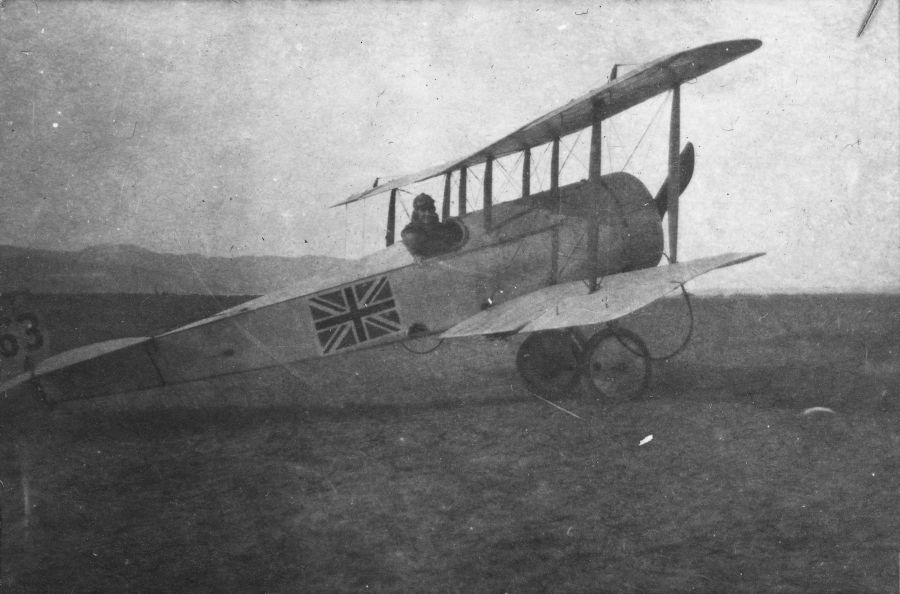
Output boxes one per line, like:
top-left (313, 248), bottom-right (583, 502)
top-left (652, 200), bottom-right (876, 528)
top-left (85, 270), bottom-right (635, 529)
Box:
top-left (0, 0), bottom-right (897, 293)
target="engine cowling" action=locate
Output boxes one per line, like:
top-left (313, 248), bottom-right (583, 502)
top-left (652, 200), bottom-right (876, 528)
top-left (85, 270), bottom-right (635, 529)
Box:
top-left (554, 173), bottom-right (664, 282)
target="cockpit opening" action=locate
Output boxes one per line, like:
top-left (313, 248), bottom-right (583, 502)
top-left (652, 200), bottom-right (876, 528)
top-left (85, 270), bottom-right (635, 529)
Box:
top-left (400, 193), bottom-right (467, 258)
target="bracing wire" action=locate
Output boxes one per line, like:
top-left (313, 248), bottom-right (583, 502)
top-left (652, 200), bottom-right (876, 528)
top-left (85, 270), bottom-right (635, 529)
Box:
top-left (559, 130), bottom-right (586, 175)
top-left (531, 143), bottom-right (551, 192)
top-left (467, 168), bottom-right (484, 211)
top-left (605, 117), bottom-right (618, 172)
top-left (495, 152), bottom-right (523, 180)
top-left (620, 92), bottom-right (669, 173)
top-left (398, 195), bottom-right (410, 219)
top-left (557, 227), bottom-right (586, 278)
top-left (494, 153), bottom-right (524, 199)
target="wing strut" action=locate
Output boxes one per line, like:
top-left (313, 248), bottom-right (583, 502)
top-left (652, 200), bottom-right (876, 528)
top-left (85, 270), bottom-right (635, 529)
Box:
top-left (522, 148), bottom-right (531, 198)
top-left (459, 167), bottom-right (468, 216)
top-left (484, 157), bottom-right (493, 230)
top-left (667, 85), bottom-right (681, 263)
top-left (441, 172), bottom-right (452, 221)
top-left (549, 139), bottom-right (561, 284)
top-left (587, 100), bottom-right (604, 292)
top-left (550, 138), bottom-right (560, 204)
top-left (385, 189), bottom-right (397, 247)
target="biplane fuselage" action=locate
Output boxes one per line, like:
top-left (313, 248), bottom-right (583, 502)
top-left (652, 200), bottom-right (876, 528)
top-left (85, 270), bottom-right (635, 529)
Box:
top-left (0, 39), bottom-right (763, 405)
top-left (21, 174), bottom-right (659, 402)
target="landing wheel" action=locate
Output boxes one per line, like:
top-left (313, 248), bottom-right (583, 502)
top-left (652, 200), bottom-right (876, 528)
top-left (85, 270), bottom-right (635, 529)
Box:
top-left (580, 326), bottom-right (651, 401)
top-left (516, 329), bottom-right (586, 399)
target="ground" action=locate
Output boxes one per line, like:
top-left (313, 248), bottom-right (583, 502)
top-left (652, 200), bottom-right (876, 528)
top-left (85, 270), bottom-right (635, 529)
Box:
top-left (0, 294), bottom-right (897, 593)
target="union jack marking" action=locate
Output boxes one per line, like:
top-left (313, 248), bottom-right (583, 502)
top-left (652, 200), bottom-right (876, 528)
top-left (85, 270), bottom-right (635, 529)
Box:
top-left (308, 276), bottom-right (402, 354)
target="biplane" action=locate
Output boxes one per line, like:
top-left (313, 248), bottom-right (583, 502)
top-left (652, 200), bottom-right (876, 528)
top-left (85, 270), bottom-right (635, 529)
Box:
top-left (0, 39), bottom-right (763, 407)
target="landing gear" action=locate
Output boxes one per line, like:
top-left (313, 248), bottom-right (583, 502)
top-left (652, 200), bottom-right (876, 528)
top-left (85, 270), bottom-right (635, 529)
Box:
top-left (515, 325), bottom-right (651, 401)
top-left (515, 329), bottom-right (585, 398)
top-left (579, 326), bottom-right (651, 401)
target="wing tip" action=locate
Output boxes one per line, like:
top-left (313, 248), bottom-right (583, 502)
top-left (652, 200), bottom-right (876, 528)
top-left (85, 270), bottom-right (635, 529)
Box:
top-left (728, 38), bottom-right (763, 52)
top-left (731, 251), bottom-right (766, 266)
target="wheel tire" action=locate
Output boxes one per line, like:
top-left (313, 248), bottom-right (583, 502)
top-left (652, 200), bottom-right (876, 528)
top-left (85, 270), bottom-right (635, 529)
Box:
top-left (580, 326), bottom-right (651, 401)
top-left (516, 329), bottom-right (586, 399)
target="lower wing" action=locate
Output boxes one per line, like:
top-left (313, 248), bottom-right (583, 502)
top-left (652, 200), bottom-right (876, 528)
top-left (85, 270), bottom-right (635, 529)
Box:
top-left (441, 252), bottom-right (764, 338)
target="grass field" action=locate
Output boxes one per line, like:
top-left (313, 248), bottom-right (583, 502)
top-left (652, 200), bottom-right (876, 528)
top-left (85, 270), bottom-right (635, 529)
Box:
top-left (0, 293), bottom-right (897, 592)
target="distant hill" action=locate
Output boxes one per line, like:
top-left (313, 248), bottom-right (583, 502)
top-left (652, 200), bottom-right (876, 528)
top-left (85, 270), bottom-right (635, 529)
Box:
top-left (0, 244), bottom-right (346, 295)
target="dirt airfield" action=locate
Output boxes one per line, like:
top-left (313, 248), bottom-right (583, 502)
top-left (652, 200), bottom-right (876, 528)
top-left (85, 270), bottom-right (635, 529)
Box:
top-left (0, 293), bottom-right (897, 592)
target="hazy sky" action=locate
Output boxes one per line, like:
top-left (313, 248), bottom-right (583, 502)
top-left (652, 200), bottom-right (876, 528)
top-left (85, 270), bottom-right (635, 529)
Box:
top-left (1, 1), bottom-right (897, 293)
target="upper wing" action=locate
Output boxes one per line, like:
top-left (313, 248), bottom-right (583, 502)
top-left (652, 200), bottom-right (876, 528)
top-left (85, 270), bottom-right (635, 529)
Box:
top-left (441, 253), bottom-right (764, 338)
top-left (334, 39), bottom-right (761, 207)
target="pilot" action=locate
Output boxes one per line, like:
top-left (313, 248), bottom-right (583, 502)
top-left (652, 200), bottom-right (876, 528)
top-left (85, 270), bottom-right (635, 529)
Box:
top-left (401, 193), bottom-right (459, 257)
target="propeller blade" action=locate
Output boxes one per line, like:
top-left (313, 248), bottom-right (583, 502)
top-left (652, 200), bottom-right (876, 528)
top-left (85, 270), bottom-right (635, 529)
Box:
top-left (654, 142), bottom-right (695, 217)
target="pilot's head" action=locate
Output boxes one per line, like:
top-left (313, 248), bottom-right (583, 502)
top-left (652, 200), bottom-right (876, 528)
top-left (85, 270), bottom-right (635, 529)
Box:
top-left (412, 193), bottom-right (438, 223)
